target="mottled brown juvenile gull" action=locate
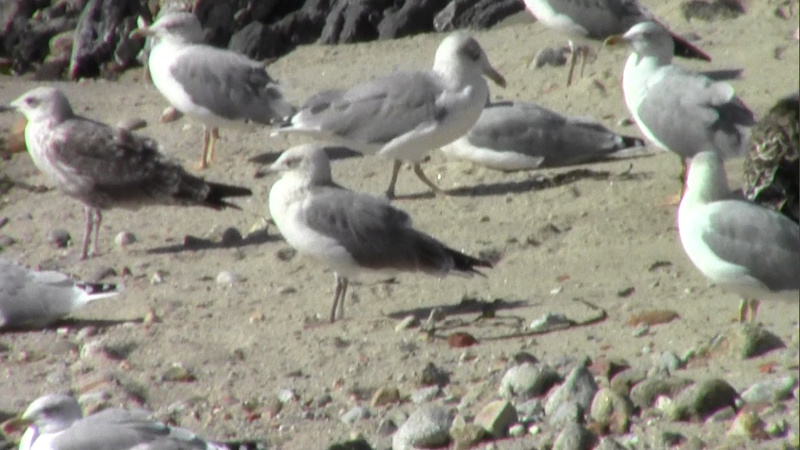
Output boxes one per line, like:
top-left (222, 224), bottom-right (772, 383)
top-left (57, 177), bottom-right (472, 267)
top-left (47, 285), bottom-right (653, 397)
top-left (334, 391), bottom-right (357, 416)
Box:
top-left (274, 31), bottom-right (506, 199)
top-left (441, 100), bottom-right (645, 170)
top-left (678, 151), bottom-right (799, 323)
top-left (6, 393), bottom-right (266, 450)
top-left (0, 87), bottom-right (253, 260)
top-left (743, 92), bottom-right (799, 223)
top-left (268, 144), bottom-right (492, 323)
top-left (0, 258), bottom-right (119, 330)
top-left (522, 0), bottom-right (710, 86)
top-left (605, 21), bottom-right (755, 200)
top-left (130, 12), bottom-right (296, 169)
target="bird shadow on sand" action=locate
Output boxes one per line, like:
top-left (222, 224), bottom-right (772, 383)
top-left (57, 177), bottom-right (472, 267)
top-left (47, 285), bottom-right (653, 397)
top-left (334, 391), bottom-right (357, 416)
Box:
top-left (386, 297), bottom-right (531, 321)
top-left (249, 145), bottom-right (362, 166)
top-left (0, 317), bottom-right (140, 335)
top-left (145, 229), bottom-right (277, 255)
top-left (445, 163), bottom-right (653, 198)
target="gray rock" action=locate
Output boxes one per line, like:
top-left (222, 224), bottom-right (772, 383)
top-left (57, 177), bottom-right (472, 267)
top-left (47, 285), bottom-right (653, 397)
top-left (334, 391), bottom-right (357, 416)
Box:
top-left (499, 362), bottom-right (561, 399)
top-left (666, 378), bottom-right (739, 421)
top-left (411, 385), bottom-right (441, 404)
top-left (547, 401), bottom-right (583, 429)
top-left (553, 422), bottom-right (594, 450)
top-left (589, 388), bottom-right (633, 434)
top-left (629, 376), bottom-right (693, 409)
top-left (377, 0), bottom-right (449, 40)
top-left (47, 228), bottom-right (71, 248)
top-left (114, 231), bottom-right (136, 248)
top-left (320, 0), bottom-right (386, 45)
top-left (529, 312), bottom-right (571, 332)
top-left (530, 46), bottom-right (569, 69)
top-left (650, 351), bottom-right (682, 376)
top-left (392, 404), bottom-right (452, 450)
top-left (544, 358), bottom-right (598, 415)
top-left (595, 437), bottom-right (628, 450)
top-left (514, 398), bottom-right (545, 422)
top-left (716, 324), bottom-right (786, 359)
top-left (341, 406), bottom-right (371, 425)
top-left (419, 362), bottom-right (449, 387)
top-left (473, 400), bottom-right (517, 438)
top-left (740, 375), bottom-right (798, 405)
top-left (432, 0), bottom-right (523, 32)
top-left (216, 271), bottom-right (242, 287)
top-left (449, 415), bottom-right (485, 448)
top-left (220, 227), bottom-right (243, 246)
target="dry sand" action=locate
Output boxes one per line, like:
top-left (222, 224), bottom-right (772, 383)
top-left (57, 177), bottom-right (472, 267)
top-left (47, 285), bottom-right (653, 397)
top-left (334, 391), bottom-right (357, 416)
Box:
top-left (0, 1), bottom-right (798, 448)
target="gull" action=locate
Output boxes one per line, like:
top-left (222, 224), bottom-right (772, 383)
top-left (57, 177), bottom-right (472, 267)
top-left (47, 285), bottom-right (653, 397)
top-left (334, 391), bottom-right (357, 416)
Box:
top-left (441, 100), bottom-right (645, 170)
top-left (743, 92), bottom-right (799, 223)
top-left (522, 0), bottom-right (711, 86)
top-left (605, 21), bottom-right (755, 201)
top-left (0, 87), bottom-right (253, 260)
top-left (274, 31), bottom-right (506, 199)
top-left (3, 393), bottom-right (266, 450)
top-left (267, 144), bottom-right (493, 323)
top-left (678, 151), bottom-right (799, 323)
top-left (130, 12), bottom-right (297, 169)
top-left (0, 258), bottom-right (120, 330)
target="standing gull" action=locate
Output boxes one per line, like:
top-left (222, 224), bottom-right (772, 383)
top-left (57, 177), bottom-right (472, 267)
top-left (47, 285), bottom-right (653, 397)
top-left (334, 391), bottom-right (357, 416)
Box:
top-left (743, 92), bottom-right (799, 223)
top-left (0, 87), bottom-right (253, 260)
top-left (130, 12), bottom-right (296, 169)
top-left (441, 100), bottom-right (645, 170)
top-left (605, 21), bottom-right (755, 201)
top-left (522, 0), bottom-right (710, 86)
top-left (268, 144), bottom-right (493, 323)
top-left (4, 393), bottom-right (266, 450)
top-left (0, 258), bottom-right (119, 330)
top-left (275, 31), bottom-right (506, 199)
top-left (678, 151), bottom-right (799, 323)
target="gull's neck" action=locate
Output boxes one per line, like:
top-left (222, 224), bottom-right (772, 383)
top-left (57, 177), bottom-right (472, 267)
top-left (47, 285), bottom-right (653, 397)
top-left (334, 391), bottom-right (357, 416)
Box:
top-left (682, 164), bottom-right (731, 208)
top-left (433, 58), bottom-right (484, 90)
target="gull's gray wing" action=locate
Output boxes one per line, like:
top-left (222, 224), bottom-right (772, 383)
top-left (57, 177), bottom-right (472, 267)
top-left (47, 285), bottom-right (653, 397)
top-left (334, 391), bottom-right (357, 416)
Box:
top-left (535, 0), bottom-right (648, 38)
top-left (291, 71), bottom-right (447, 146)
top-left (45, 119), bottom-right (238, 209)
top-left (464, 101), bottom-right (643, 168)
top-left (50, 408), bottom-right (220, 450)
top-left (171, 45), bottom-right (296, 124)
top-left (636, 67), bottom-right (755, 160)
top-left (302, 186), bottom-right (485, 275)
top-left (702, 200), bottom-right (800, 292)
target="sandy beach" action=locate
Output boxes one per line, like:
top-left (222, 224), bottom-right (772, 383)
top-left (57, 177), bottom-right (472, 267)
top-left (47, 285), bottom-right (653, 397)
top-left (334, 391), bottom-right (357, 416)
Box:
top-left (0, 1), bottom-right (798, 448)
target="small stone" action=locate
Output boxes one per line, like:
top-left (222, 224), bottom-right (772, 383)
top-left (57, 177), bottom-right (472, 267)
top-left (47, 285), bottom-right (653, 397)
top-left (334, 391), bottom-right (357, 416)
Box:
top-left (474, 400), bottom-right (517, 438)
top-left (514, 398), bottom-right (545, 422)
top-left (116, 117), bottom-right (147, 131)
top-left (276, 247), bottom-right (296, 261)
top-left (499, 362), bottom-right (561, 399)
top-left (277, 388), bottom-right (296, 404)
top-left (545, 358), bottom-right (598, 415)
top-left (448, 332), bottom-right (477, 348)
top-left (740, 375), bottom-right (798, 404)
top-left (667, 379), bottom-right (738, 421)
top-left (220, 227), bottom-right (243, 246)
top-left (370, 386), bottom-right (400, 407)
top-left (0, 235), bottom-right (15, 248)
top-left (395, 315), bottom-right (419, 331)
top-left (161, 364), bottom-right (196, 382)
top-left (392, 404), bottom-right (452, 450)
top-left (530, 46), bottom-right (568, 69)
top-left (765, 419), bottom-right (787, 436)
top-left (114, 231), bottom-right (136, 248)
top-left (589, 388), bottom-right (633, 434)
top-left (660, 431), bottom-right (686, 447)
top-left (508, 423), bottom-right (525, 437)
top-left (609, 367), bottom-right (648, 396)
top-left (727, 411), bottom-right (768, 440)
top-left (341, 406), bottom-right (370, 425)
top-left (411, 386), bottom-right (440, 404)
top-left (449, 417), bottom-right (485, 449)
top-left (377, 417), bottom-right (397, 436)
top-left (631, 324), bottom-right (649, 337)
top-left (150, 271), bottom-right (164, 285)
top-left (553, 422), bottom-right (594, 450)
top-left (530, 312), bottom-right (570, 332)
top-left (629, 376), bottom-right (692, 409)
top-left (547, 401), bottom-right (583, 429)
top-left (249, 311), bottom-right (265, 324)
top-left (47, 228), bottom-right (71, 248)
top-left (651, 351), bottom-right (682, 376)
top-left (216, 271), bottom-right (241, 287)
top-left (715, 323), bottom-right (785, 359)
top-left (160, 106), bottom-right (183, 123)
top-left (419, 362), bottom-right (449, 387)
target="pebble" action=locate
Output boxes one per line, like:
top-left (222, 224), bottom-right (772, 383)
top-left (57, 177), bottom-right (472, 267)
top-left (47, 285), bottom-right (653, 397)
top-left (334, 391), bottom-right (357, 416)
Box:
top-left (419, 362), bottom-right (449, 387)
top-left (530, 46), bottom-right (569, 69)
top-left (216, 271), bottom-right (241, 287)
top-left (115, 117), bottom-right (147, 131)
top-left (717, 324), bottom-right (785, 359)
top-left (499, 362), bottom-right (561, 399)
top-left (0, 235), bottom-right (15, 248)
top-left (631, 324), bottom-right (649, 337)
top-left (508, 423), bottom-right (525, 437)
top-left (114, 231), bottom-right (136, 248)
top-left (544, 358), bottom-right (598, 415)
top-left (739, 375), bottom-right (797, 404)
top-left (392, 404), bottom-right (452, 450)
top-left (411, 386), bottom-right (440, 404)
top-left (395, 315), bottom-right (419, 331)
top-left (47, 228), bottom-right (71, 248)
top-left (449, 415), bottom-right (485, 449)
top-left (547, 401), bottom-right (583, 429)
top-left (150, 271), bottom-right (164, 284)
top-left (161, 364), bottom-right (196, 382)
top-left (220, 227), bottom-right (243, 245)
top-left (341, 406), bottom-right (370, 425)
top-left (276, 247), bottom-right (297, 261)
top-left (377, 418), bottom-right (397, 436)
top-left (727, 411), bottom-right (767, 440)
top-left (160, 106), bottom-right (183, 123)
top-left (277, 388), bottom-right (297, 404)
top-left (474, 400), bottom-right (517, 438)
top-left (370, 386), bottom-right (400, 407)
top-left (596, 437), bottom-right (627, 450)
top-left (530, 312), bottom-right (571, 332)
top-left (650, 351), bottom-right (682, 377)
top-left (666, 378), bottom-right (739, 421)
top-left (608, 366), bottom-right (647, 396)
top-left (589, 388), bottom-right (633, 434)
top-left (514, 398), bottom-right (545, 422)
top-left (629, 376), bottom-right (692, 409)
top-left (553, 422), bottom-right (594, 450)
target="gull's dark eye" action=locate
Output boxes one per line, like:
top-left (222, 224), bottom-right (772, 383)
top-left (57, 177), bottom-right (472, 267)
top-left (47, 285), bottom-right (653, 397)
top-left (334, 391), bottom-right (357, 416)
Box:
top-left (460, 41), bottom-right (481, 62)
top-left (25, 97), bottom-right (39, 107)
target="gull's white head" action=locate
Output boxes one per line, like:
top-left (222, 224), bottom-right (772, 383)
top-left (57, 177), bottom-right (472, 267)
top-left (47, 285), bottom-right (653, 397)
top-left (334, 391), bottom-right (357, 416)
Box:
top-left (130, 12), bottom-right (204, 44)
top-left (269, 144), bottom-right (333, 184)
top-left (434, 31), bottom-right (506, 88)
top-left (19, 394), bottom-right (83, 435)
top-left (684, 151), bottom-right (731, 204)
top-left (1, 86), bottom-right (74, 123)
top-left (619, 21), bottom-right (674, 62)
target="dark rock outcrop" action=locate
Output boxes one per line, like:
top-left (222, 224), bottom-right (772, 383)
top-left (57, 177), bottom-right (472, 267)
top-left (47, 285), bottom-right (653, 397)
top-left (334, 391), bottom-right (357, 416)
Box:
top-left (434, 0), bottom-right (524, 32)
